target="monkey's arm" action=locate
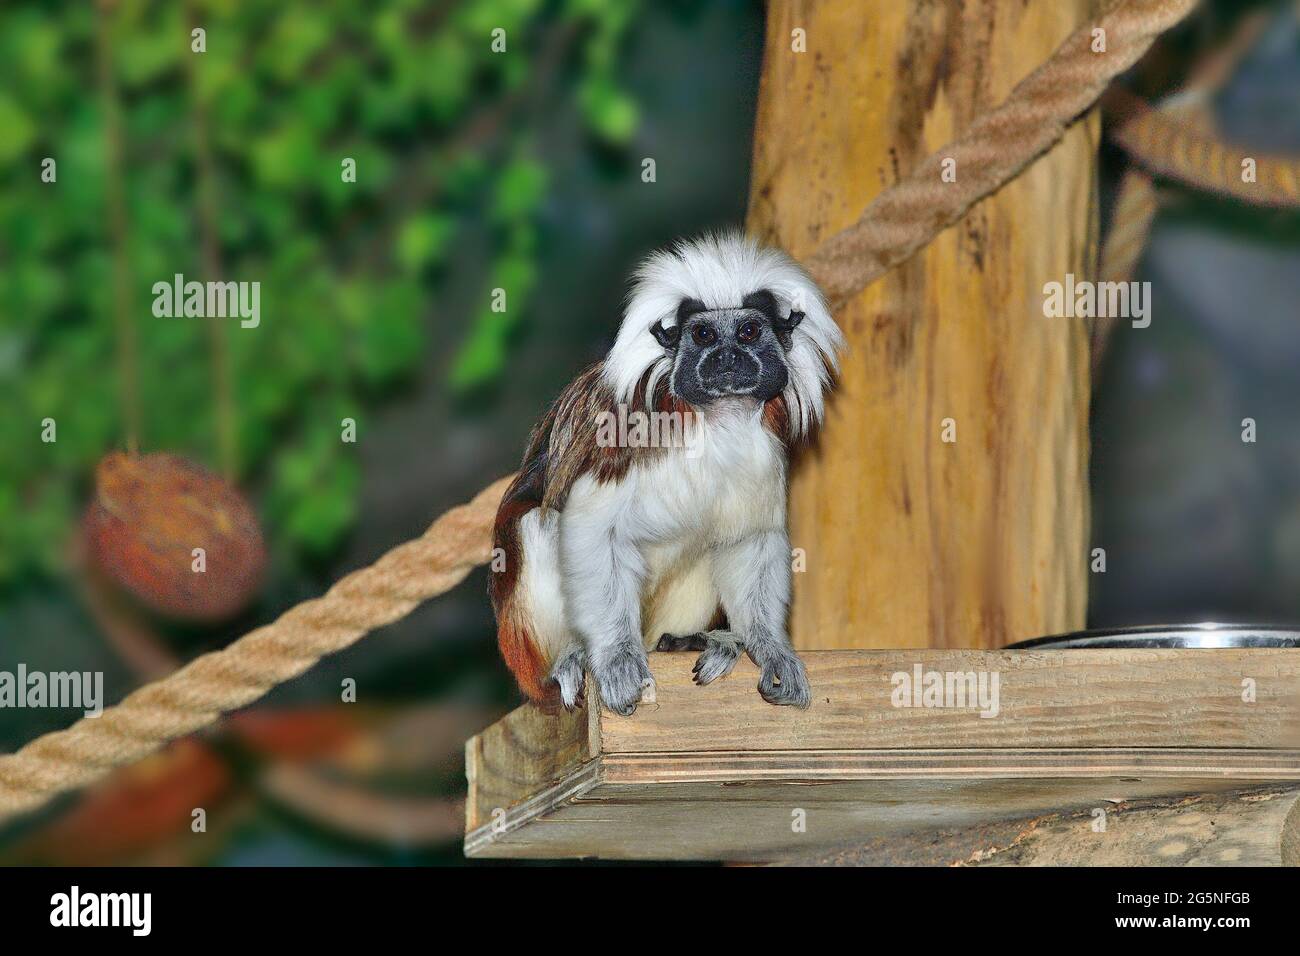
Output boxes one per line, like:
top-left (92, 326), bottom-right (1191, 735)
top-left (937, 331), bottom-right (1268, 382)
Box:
top-left (713, 529), bottom-right (811, 707)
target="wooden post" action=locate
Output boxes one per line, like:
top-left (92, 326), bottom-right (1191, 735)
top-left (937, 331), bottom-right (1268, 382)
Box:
top-left (748, 1), bottom-right (1097, 649)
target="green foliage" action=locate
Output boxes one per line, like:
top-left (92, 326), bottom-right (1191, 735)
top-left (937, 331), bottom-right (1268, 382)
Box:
top-left (579, 76), bottom-right (639, 145)
top-left (450, 232), bottom-right (540, 391)
top-left (265, 417), bottom-right (360, 558)
top-left (490, 156), bottom-right (549, 223)
top-left (0, 0), bottom-right (643, 584)
top-left (571, 0), bottom-right (640, 145)
top-left (0, 94), bottom-right (36, 162)
top-left (395, 214), bottom-right (457, 273)
top-left (446, 154), bottom-right (546, 391)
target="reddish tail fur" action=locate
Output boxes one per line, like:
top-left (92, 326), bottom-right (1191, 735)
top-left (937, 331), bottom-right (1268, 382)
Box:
top-left (490, 460), bottom-right (559, 707)
top-left (495, 606), bottom-right (554, 705)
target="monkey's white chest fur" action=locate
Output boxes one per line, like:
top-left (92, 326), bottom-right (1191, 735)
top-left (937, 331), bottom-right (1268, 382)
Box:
top-left (516, 403), bottom-right (787, 663)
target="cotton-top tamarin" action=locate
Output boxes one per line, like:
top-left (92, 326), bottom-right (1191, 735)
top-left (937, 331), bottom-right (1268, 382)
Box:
top-left (490, 233), bottom-right (844, 715)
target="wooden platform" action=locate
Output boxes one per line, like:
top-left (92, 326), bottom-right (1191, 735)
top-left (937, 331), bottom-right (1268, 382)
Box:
top-left (463, 649), bottom-right (1300, 862)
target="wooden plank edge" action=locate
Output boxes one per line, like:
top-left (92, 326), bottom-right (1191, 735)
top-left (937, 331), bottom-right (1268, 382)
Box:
top-left (464, 757), bottom-right (602, 858)
top-left (462, 693), bottom-right (600, 833)
top-left (598, 748), bottom-right (1300, 783)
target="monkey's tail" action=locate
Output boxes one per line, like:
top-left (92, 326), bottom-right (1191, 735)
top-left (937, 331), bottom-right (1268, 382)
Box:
top-left (489, 473), bottom-right (564, 709)
top-left (496, 612), bottom-right (560, 708)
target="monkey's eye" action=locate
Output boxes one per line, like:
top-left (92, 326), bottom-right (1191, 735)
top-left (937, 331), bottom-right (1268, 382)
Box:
top-left (737, 320), bottom-right (761, 344)
top-left (692, 325), bottom-right (717, 347)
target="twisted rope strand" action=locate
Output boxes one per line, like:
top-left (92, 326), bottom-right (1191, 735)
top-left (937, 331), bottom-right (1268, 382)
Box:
top-left (1108, 90), bottom-right (1300, 209)
top-left (1091, 9), bottom-right (1281, 375)
top-left (1090, 167), bottom-right (1160, 376)
top-left (0, 0), bottom-right (1201, 825)
top-left (805, 0), bottom-right (1199, 307)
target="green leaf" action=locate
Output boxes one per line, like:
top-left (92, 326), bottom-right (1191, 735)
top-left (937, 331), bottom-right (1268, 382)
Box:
top-left (448, 313), bottom-right (508, 391)
top-left (268, 434), bottom-right (359, 557)
top-left (417, 33), bottom-right (472, 120)
top-left (357, 282), bottom-right (424, 387)
top-left (0, 93), bottom-right (36, 164)
top-left (9, 15), bottom-right (62, 90)
top-left (580, 76), bottom-right (639, 145)
top-left (250, 124), bottom-right (317, 189)
top-left (396, 214), bottom-right (456, 272)
top-left (490, 157), bottom-right (547, 223)
top-left (449, 253), bottom-right (537, 391)
top-left (263, 9), bottom-right (333, 81)
top-left (116, 19), bottom-right (183, 88)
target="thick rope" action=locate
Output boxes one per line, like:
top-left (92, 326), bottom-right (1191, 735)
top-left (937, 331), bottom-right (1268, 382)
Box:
top-left (1108, 89), bottom-right (1300, 209)
top-left (0, 0), bottom-right (1199, 825)
top-left (0, 476), bottom-right (514, 818)
top-left (1091, 8), bottom-right (1283, 375)
top-left (1090, 166), bottom-right (1160, 376)
top-left (805, 0), bottom-right (1198, 307)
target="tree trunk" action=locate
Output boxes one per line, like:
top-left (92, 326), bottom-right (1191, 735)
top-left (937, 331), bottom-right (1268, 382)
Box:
top-left (747, 0), bottom-right (1097, 650)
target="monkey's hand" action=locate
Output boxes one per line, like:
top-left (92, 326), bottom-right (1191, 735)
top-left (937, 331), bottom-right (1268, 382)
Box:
top-left (591, 638), bottom-right (655, 716)
top-left (746, 638), bottom-right (811, 708)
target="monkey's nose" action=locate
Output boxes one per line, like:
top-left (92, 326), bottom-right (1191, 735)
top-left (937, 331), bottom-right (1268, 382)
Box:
top-left (718, 347), bottom-right (740, 370)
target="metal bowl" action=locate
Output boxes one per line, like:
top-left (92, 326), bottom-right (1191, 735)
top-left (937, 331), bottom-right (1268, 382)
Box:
top-left (1006, 623), bottom-right (1300, 650)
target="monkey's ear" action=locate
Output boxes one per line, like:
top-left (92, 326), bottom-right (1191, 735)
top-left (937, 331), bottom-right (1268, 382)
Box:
top-left (772, 307), bottom-right (803, 350)
top-left (773, 309), bottom-right (805, 332)
top-left (649, 319), bottom-right (681, 350)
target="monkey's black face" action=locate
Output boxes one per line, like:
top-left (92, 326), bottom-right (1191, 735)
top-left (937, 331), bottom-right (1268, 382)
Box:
top-left (673, 309), bottom-right (788, 404)
top-left (649, 290), bottom-right (802, 407)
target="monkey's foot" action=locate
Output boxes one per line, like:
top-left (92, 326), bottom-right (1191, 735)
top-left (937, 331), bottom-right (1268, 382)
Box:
top-left (549, 648), bottom-right (587, 711)
top-left (592, 641), bottom-right (655, 717)
top-left (748, 641), bottom-right (812, 708)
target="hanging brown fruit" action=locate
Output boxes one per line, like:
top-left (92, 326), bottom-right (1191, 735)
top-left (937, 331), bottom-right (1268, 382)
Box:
top-left (82, 451), bottom-right (266, 622)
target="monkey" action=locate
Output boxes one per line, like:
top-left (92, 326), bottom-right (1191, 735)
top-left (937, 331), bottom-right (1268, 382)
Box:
top-left (490, 232), bottom-right (844, 715)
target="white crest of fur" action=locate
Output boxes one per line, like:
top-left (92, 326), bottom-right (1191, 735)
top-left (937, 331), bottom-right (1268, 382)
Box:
top-left (603, 232), bottom-right (844, 438)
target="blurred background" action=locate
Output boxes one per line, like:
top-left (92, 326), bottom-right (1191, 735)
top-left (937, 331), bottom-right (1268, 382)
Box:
top-left (0, 0), bottom-right (1298, 864)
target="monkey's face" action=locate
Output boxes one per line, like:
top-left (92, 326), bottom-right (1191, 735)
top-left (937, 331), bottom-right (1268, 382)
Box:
top-left (650, 291), bottom-right (801, 407)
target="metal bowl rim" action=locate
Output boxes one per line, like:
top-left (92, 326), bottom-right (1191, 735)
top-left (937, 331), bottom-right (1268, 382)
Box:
top-left (1006, 623), bottom-right (1300, 650)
